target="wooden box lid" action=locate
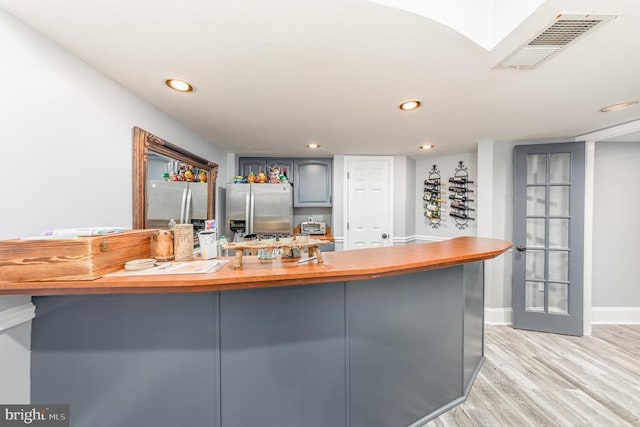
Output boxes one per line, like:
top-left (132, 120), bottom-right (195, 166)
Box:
top-left (0, 229), bottom-right (157, 282)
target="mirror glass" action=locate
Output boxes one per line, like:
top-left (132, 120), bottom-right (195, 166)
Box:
top-left (132, 127), bottom-right (218, 234)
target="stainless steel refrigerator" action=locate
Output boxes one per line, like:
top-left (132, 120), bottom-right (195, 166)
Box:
top-left (225, 183), bottom-right (293, 239)
top-left (147, 180), bottom-right (208, 229)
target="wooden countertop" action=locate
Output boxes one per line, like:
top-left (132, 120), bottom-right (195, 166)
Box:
top-left (0, 237), bottom-right (511, 296)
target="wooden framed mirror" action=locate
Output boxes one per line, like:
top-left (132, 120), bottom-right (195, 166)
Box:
top-left (132, 127), bottom-right (218, 230)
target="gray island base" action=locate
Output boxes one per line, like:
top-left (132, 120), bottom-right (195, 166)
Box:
top-left (32, 262), bottom-right (485, 427)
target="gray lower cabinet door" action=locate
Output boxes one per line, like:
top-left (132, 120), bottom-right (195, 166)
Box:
top-left (31, 294), bottom-right (219, 427)
top-left (219, 283), bottom-right (346, 427)
top-left (348, 268), bottom-right (464, 427)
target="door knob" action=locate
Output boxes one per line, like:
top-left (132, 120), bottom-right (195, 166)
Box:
top-left (382, 233), bottom-right (388, 239)
top-left (516, 246), bottom-right (526, 252)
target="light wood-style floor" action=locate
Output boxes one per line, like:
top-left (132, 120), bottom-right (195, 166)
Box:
top-left (426, 325), bottom-right (640, 427)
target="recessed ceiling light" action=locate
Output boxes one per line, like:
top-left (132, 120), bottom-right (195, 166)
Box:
top-left (165, 78), bottom-right (194, 93)
top-left (399, 100), bottom-right (421, 111)
top-left (419, 144), bottom-right (435, 150)
top-left (599, 101), bottom-right (638, 112)
top-left (306, 143), bottom-right (320, 149)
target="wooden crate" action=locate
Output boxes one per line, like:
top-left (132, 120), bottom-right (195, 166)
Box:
top-left (0, 229), bottom-right (157, 282)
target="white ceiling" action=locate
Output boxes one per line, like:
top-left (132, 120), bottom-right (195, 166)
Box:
top-left (2, 0), bottom-right (640, 157)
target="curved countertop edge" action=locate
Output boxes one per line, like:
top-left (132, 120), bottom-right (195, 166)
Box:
top-left (0, 237), bottom-right (512, 296)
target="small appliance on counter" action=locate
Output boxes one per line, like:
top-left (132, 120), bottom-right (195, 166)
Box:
top-left (300, 221), bottom-right (326, 235)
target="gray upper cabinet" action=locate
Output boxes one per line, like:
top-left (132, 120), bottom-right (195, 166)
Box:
top-left (238, 157), bottom-right (332, 207)
top-left (294, 158), bottom-right (332, 207)
top-left (239, 158), bottom-right (294, 183)
top-left (239, 158), bottom-right (267, 179)
top-left (269, 158), bottom-right (294, 182)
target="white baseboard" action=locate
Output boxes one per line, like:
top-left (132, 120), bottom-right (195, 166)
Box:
top-left (0, 302), bottom-right (36, 332)
top-left (414, 235), bottom-right (447, 242)
top-left (392, 235), bottom-right (417, 244)
top-left (339, 235), bottom-right (448, 246)
top-left (591, 307), bottom-right (640, 324)
top-left (485, 307), bottom-right (512, 325)
top-left (483, 306), bottom-right (640, 326)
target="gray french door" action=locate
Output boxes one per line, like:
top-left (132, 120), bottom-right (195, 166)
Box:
top-left (513, 143), bottom-right (584, 336)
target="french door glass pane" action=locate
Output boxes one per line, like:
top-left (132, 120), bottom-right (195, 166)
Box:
top-left (549, 282), bottom-right (569, 314)
top-left (548, 251), bottom-right (569, 282)
top-left (549, 186), bottom-right (570, 216)
top-left (549, 218), bottom-right (569, 248)
top-left (526, 218), bottom-right (545, 247)
top-left (525, 281), bottom-right (545, 312)
top-left (550, 153), bottom-right (571, 184)
top-left (527, 154), bottom-right (547, 184)
top-left (527, 186), bottom-right (546, 216)
top-left (526, 250), bottom-right (545, 281)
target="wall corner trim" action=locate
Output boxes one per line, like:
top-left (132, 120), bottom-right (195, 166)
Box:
top-left (0, 302), bottom-right (36, 332)
top-left (484, 307), bottom-right (512, 325)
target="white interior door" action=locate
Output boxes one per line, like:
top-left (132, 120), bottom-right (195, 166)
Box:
top-left (345, 157), bottom-right (393, 249)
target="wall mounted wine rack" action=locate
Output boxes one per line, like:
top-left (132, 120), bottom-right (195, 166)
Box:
top-left (424, 164), bottom-right (445, 229)
top-left (448, 161), bottom-right (475, 230)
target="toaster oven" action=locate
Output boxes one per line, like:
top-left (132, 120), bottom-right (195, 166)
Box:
top-left (300, 221), bottom-right (326, 235)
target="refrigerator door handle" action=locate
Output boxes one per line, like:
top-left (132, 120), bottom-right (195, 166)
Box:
top-left (249, 192), bottom-right (255, 234)
top-left (180, 188), bottom-right (188, 224)
top-left (185, 188), bottom-right (193, 224)
top-left (245, 191), bottom-right (251, 233)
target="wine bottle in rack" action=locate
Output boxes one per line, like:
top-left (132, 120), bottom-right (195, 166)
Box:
top-left (449, 211), bottom-right (475, 220)
top-left (448, 160), bottom-right (475, 230)
top-left (425, 211), bottom-right (441, 219)
top-left (450, 202), bottom-right (474, 211)
top-left (448, 177), bottom-right (474, 184)
top-left (424, 165), bottom-right (443, 228)
top-left (425, 204), bottom-right (446, 213)
top-left (449, 194), bottom-right (474, 202)
top-left (448, 186), bottom-right (474, 192)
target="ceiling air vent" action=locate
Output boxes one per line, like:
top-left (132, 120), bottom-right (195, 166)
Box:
top-left (499, 12), bottom-right (617, 69)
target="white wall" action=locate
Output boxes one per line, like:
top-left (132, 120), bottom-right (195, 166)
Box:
top-left (415, 152), bottom-right (478, 240)
top-left (477, 140), bottom-right (514, 315)
top-left (392, 156), bottom-right (415, 243)
top-left (479, 137), bottom-right (640, 325)
top-left (0, 9), bottom-right (227, 402)
top-left (592, 142), bottom-right (640, 308)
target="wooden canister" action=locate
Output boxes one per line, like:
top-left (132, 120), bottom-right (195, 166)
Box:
top-left (154, 229), bottom-right (174, 261)
top-left (173, 224), bottom-right (194, 261)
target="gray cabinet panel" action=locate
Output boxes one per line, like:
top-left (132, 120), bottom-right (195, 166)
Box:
top-left (319, 242), bottom-right (335, 252)
top-left (348, 268), bottom-right (464, 427)
top-left (31, 294), bottom-right (218, 427)
top-left (239, 158), bottom-right (293, 183)
top-left (238, 157), bottom-right (266, 178)
top-left (220, 284), bottom-right (346, 427)
top-left (268, 158), bottom-right (294, 182)
top-left (29, 265), bottom-right (487, 427)
top-left (294, 158), bottom-right (332, 207)
top-left (463, 261), bottom-right (484, 391)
